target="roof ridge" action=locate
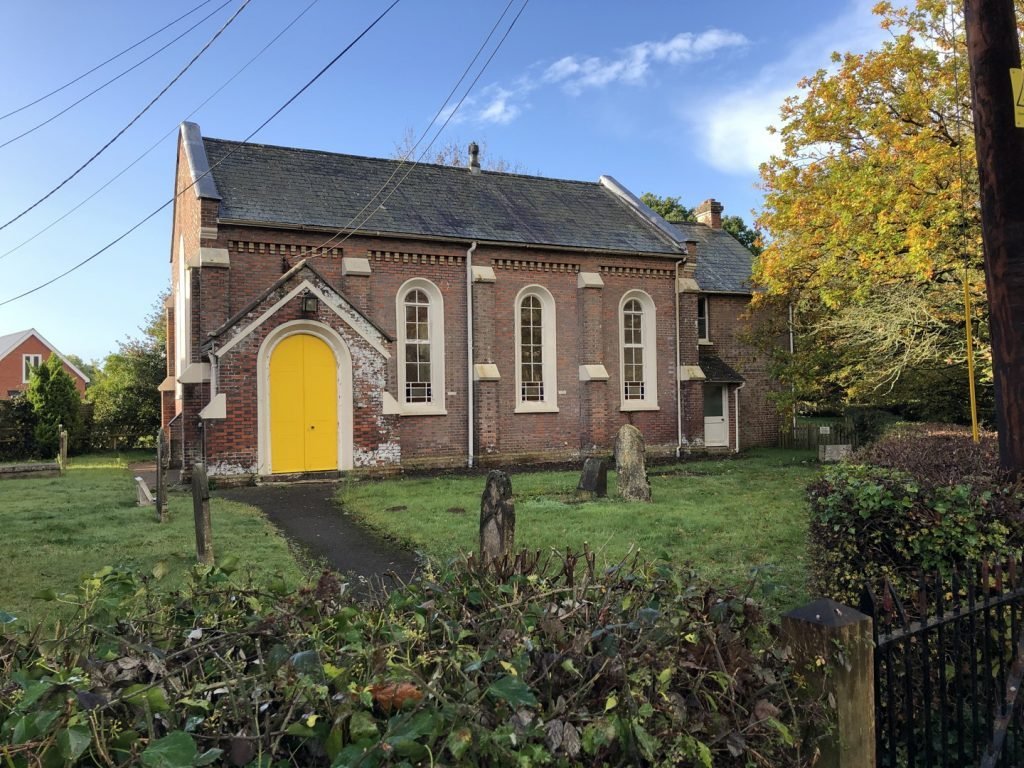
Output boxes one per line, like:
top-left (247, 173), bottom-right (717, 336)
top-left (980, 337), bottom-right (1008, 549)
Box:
top-left (201, 136), bottom-right (603, 187)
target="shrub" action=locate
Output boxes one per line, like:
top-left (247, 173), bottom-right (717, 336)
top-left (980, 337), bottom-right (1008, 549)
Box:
top-left (0, 395), bottom-right (37, 462)
top-left (0, 554), bottom-right (819, 766)
top-left (25, 354), bottom-right (82, 457)
top-left (808, 425), bottom-right (1024, 605)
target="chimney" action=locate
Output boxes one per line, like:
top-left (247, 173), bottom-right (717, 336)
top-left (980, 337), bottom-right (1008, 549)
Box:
top-left (695, 198), bottom-right (724, 229)
top-left (468, 142), bottom-right (481, 175)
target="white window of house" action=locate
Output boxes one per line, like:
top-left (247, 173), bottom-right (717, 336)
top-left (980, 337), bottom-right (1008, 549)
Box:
top-left (22, 354), bottom-right (41, 383)
top-left (514, 285), bottom-right (557, 412)
top-left (396, 278), bottom-right (445, 414)
top-left (619, 290), bottom-right (658, 410)
top-left (697, 295), bottom-right (710, 342)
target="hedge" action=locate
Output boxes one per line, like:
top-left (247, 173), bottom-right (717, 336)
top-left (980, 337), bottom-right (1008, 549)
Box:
top-left (0, 553), bottom-right (821, 766)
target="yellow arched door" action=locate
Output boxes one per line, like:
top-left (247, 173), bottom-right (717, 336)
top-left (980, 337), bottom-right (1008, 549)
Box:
top-left (269, 333), bottom-right (338, 473)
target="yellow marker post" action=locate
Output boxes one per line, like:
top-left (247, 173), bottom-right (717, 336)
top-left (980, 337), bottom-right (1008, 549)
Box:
top-left (1011, 68), bottom-right (1024, 127)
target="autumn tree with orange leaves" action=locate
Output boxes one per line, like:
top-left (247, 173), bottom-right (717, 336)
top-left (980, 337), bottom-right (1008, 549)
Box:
top-left (754, 0), bottom-right (1010, 422)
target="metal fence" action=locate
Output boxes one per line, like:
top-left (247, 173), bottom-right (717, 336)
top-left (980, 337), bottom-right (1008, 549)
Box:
top-left (779, 420), bottom-right (858, 450)
top-left (862, 558), bottom-right (1024, 767)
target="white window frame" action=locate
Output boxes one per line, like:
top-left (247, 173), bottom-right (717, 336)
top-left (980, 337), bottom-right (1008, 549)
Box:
top-left (697, 295), bottom-right (710, 343)
top-left (514, 285), bottom-right (558, 413)
top-left (22, 354), bottom-right (42, 383)
top-left (396, 278), bottom-right (446, 415)
top-left (619, 289), bottom-right (659, 411)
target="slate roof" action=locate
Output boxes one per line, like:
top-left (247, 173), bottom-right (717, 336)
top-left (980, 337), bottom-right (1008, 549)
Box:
top-left (668, 220), bottom-right (755, 294)
top-left (200, 135), bottom-right (682, 257)
top-left (698, 353), bottom-right (745, 384)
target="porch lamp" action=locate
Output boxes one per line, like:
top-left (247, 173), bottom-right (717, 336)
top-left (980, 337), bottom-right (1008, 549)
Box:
top-left (301, 289), bottom-right (318, 314)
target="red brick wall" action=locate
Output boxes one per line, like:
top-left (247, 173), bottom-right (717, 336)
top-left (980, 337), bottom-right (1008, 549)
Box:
top-left (0, 337), bottom-right (86, 398)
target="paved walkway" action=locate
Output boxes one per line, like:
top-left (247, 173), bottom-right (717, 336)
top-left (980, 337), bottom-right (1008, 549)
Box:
top-left (218, 482), bottom-right (419, 586)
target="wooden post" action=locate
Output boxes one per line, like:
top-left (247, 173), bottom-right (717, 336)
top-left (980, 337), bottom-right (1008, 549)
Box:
top-left (191, 462), bottom-right (213, 565)
top-left (963, 0), bottom-right (1024, 474)
top-left (155, 429), bottom-right (166, 523)
top-left (782, 599), bottom-right (875, 768)
top-left (58, 427), bottom-right (68, 475)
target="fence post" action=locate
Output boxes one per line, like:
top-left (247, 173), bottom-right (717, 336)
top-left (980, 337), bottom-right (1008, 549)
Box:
top-left (782, 598), bottom-right (875, 768)
top-left (58, 427), bottom-right (68, 475)
top-left (155, 428), bottom-right (166, 523)
top-left (191, 462), bottom-right (213, 565)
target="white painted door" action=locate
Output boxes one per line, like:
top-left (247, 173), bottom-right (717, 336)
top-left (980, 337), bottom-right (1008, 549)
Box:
top-left (703, 384), bottom-right (729, 447)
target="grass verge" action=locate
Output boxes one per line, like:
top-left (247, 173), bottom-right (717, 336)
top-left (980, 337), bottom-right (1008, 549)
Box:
top-left (0, 452), bottom-right (307, 623)
top-left (339, 448), bottom-right (818, 610)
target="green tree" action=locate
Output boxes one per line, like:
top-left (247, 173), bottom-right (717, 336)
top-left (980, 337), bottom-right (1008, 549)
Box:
top-left (640, 193), bottom-right (762, 255)
top-left (89, 296), bottom-right (167, 449)
top-left (754, 0), bottom-right (994, 419)
top-left (26, 354), bottom-right (82, 457)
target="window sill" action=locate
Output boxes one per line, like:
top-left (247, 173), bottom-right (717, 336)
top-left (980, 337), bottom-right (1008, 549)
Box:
top-left (697, 339), bottom-right (714, 346)
top-left (400, 405), bottom-right (448, 417)
top-left (514, 402), bottom-right (559, 414)
top-left (620, 401), bottom-right (660, 412)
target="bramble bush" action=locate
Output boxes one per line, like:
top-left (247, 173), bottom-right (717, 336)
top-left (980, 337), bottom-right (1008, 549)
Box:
top-left (0, 552), bottom-right (820, 767)
top-left (808, 424), bottom-right (1024, 605)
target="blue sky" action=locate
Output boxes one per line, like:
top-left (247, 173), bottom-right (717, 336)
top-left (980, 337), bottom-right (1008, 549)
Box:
top-left (0, 0), bottom-right (893, 362)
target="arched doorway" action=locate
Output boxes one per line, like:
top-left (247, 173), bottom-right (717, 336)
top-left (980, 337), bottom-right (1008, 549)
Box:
top-left (269, 333), bottom-right (337, 472)
top-left (258, 321), bottom-right (353, 474)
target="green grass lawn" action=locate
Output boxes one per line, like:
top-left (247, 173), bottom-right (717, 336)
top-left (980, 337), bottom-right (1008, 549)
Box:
top-left (0, 453), bottom-right (307, 623)
top-left (339, 448), bottom-right (819, 610)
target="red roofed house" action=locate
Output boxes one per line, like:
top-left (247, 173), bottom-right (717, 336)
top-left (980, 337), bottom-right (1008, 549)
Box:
top-left (0, 329), bottom-right (90, 399)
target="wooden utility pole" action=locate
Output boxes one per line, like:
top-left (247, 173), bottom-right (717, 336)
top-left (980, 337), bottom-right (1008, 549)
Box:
top-left (964, 0), bottom-right (1024, 474)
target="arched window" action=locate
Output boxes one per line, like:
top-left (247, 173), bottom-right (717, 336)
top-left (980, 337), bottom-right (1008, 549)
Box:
top-left (619, 290), bottom-right (658, 410)
top-left (514, 286), bottom-right (558, 412)
top-left (396, 279), bottom-right (445, 414)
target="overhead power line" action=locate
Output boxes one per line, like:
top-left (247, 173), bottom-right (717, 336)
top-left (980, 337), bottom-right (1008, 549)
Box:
top-left (0, 0), bottom-right (321, 263)
top-left (0, 0), bottom-right (233, 147)
top-left (0, 0), bottom-right (403, 309)
top-left (315, 0), bottom-right (521, 252)
top-left (318, 0), bottom-right (530, 253)
top-left (0, 0), bottom-right (215, 123)
top-left (0, 0), bottom-right (250, 234)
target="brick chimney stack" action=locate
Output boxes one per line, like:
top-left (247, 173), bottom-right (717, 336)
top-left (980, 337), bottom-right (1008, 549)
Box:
top-left (695, 198), bottom-right (724, 229)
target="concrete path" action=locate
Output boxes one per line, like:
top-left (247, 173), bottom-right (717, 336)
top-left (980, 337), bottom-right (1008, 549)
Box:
top-left (217, 482), bottom-right (419, 586)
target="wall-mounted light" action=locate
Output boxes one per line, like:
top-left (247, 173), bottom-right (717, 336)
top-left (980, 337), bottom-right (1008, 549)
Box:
top-left (301, 289), bottom-right (318, 314)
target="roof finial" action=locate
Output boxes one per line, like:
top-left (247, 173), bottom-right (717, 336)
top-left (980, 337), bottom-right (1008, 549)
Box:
top-left (468, 142), bottom-right (481, 175)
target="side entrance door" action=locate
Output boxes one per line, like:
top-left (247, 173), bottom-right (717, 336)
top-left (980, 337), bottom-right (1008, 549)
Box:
top-left (269, 333), bottom-right (338, 473)
top-left (703, 383), bottom-right (729, 447)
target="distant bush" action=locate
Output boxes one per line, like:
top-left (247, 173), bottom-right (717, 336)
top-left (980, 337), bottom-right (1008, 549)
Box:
top-left (0, 395), bottom-right (38, 462)
top-left (808, 424), bottom-right (1024, 605)
top-left (844, 406), bottom-right (899, 446)
top-left (0, 555), bottom-right (820, 766)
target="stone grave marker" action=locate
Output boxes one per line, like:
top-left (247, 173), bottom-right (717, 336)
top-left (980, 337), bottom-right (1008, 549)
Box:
top-left (614, 424), bottom-right (651, 502)
top-left (480, 470), bottom-right (515, 563)
top-left (576, 457), bottom-right (608, 499)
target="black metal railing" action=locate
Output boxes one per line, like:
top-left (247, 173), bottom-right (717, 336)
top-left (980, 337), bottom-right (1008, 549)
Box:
top-left (862, 557), bottom-right (1024, 767)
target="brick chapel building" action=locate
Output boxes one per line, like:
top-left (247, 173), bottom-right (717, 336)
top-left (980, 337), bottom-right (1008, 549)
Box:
top-left (162, 122), bottom-right (782, 479)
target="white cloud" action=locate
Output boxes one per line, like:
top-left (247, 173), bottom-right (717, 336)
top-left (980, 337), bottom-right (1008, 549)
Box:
top-left (478, 88), bottom-right (521, 125)
top-left (692, 0), bottom-right (897, 174)
top-left (545, 30), bottom-right (748, 95)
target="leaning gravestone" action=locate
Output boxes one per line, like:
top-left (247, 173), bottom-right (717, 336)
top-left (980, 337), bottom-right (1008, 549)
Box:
top-left (819, 444), bottom-right (853, 463)
top-left (577, 457), bottom-right (608, 499)
top-left (614, 424), bottom-right (651, 502)
top-left (480, 470), bottom-right (515, 563)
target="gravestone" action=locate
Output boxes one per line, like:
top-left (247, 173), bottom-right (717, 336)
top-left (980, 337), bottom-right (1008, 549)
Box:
top-left (480, 470), bottom-right (515, 563)
top-left (191, 463), bottom-right (214, 565)
top-left (134, 476), bottom-right (156, 506)
top-left (576, 457), bottom-right (608, 499)
top-left (614, 424), bottom-right (651, 502)
top-left (819, 444), bottom-right (853, 463)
